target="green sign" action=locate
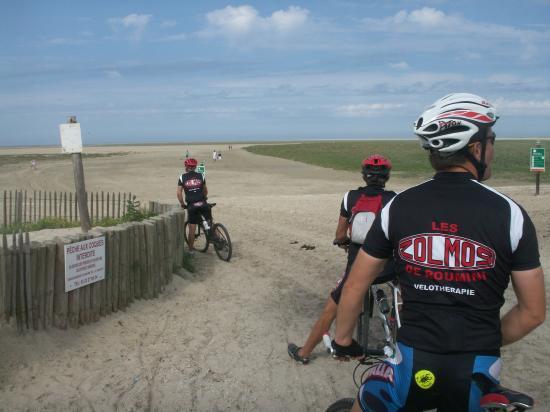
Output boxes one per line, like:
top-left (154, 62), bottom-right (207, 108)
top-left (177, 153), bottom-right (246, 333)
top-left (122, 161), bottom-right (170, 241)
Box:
top-left (196, 162), bottom-right (206, 177)
top-left (530, 147), bottom-right (545, 172)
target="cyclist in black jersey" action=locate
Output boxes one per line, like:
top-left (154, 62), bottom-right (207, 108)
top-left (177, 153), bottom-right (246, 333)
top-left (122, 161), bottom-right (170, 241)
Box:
top-left (288, 155), bottom-right (396, 364)
top-left (332, 93), bottom-right (546, 411)
top-left (177, 158), bottom-right (211, 252)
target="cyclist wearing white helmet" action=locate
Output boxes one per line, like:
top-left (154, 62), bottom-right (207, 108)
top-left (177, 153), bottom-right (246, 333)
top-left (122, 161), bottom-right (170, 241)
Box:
top-left (332, 93), bottom-right (546, 411)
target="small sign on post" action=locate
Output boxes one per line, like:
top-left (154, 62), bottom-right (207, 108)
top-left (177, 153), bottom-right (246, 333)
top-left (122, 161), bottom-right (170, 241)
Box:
top-left (530, 143), bottom-right (545, 196)
top-left (64, 237), bottom-right (106, 292)
top-left (197, 162), bottom-right (206, 178)
top-left (59, 116), bottom-right (92, 232)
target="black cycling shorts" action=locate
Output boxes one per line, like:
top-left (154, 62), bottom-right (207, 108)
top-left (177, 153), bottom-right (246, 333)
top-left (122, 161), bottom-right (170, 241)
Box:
top-left (330, 259), bottom-right (396, 304)
top-left (358, 342), bottom-right (501, 412)
top-left (186, 201), bottom-right (212, 225)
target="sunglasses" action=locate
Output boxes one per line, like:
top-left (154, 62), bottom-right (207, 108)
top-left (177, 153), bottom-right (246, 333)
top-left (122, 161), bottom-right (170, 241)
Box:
top-left (487, 132), bottom-right (496, 144)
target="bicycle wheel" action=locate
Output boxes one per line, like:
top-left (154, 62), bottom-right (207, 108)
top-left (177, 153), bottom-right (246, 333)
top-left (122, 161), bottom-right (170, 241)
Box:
top-left (325, 398), bottom-right (355, 412)
top-left (356, 288), bottom-right (372, 352)
top-left (212, 223), bottom-right (232, 261)
top-left (183, 221), bottom-right (209, 252)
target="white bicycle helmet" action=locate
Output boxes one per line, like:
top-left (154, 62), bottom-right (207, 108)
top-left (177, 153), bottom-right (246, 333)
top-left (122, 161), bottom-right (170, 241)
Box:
top-left (414, 93), bottom-right (498, 153)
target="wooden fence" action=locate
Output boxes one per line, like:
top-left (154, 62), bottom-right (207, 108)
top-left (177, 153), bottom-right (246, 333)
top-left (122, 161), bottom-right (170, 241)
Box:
top-left (0, 205), bottom-right (186, 331)
top-left (1, 190), bottom-right (134, 228)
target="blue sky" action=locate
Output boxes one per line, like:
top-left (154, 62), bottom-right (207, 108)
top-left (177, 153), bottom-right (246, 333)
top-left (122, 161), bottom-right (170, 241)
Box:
top-left (1, 0), bottom-right (550, 146)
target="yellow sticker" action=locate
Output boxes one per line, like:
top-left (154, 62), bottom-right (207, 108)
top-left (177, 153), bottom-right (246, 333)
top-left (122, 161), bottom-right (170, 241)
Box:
top-left (415, 369), bottom-right (435, 389)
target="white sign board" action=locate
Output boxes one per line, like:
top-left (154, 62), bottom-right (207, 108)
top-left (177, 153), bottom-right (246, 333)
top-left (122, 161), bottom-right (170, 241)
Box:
top-left (64, 237), bottom-right (105, 292)
top-left (59, 123), bottom-right (83, 153)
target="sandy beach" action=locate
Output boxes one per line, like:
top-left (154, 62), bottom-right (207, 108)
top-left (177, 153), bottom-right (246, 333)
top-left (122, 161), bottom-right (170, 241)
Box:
top-left (0, 143), bottom-right (549, 411)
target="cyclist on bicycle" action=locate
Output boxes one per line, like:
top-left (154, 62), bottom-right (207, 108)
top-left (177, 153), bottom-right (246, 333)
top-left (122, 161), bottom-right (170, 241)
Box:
top-left (177, 157), bottom-right (212, 252)
top-left (332, 93), bottom-right (546, 411)
top-left (288, 155), bottom-right (396, 364)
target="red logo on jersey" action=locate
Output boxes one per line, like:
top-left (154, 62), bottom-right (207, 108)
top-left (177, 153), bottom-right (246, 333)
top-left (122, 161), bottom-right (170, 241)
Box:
top-left (184, 178), bottom-right (202, 189)
top-left (398, 233), bottom-right (495, 270)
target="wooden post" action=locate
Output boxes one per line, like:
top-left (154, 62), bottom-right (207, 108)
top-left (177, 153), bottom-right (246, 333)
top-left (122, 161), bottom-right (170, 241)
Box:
top-left (106, 192), bottom-right (110, 219)
top-left (16, 232), bottom-right (25, 333)
top-left (90, 192), bottom-right (94, 224)
top-left (127, 224), bottom-right (135, 304)
top-left (44, 241), bottom-right (56, 328)
top-left (135, 224), bottom-right (145, 300)
top-left (0, 234), bottom-right (6, 322)
top-left (111, 192), bottom-right (115, 219)
top-left (10, 233), bottom-right (17, 325)
top-left (23, 190), bottom-right (27, 224)
top-left (117, 192), bottom-right (121, 218)
top-left (105, 230), bottom-right (113, 315)
top-left (95, 192), bottom-right (99, 223)
top-left (36, 244), bottom-right (47, 329)
top-left (33, 191), bottom-right (37, 223)
top-left (53, 238), bottom-right (68, 329)
top-left (118, 225), bottom-right (129, 310)
top-left (3, 190), bottom-right (6, 227)
top-left (69, 192), bottom-right (73, 222)
top-left (74, 192), bottom-right (78, 221)
top-left (67, 235), bottom-right (80, 329)
top-left (23, 232), bottom-right (33, 330)
top-left (143, 221), bottom-right (155, 299)
top-left (30, 242), bottom-right (41, 330)
top-left (111, 230), bottom-right (119, 312)
top-left (101, 191), bottom-right (105, 220)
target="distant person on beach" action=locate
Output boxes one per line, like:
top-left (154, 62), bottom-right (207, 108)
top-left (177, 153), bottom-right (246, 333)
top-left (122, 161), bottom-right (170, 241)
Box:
top-left (185, 149), bottom-right (189, 159)
top-left (287, 154), bottom-right (396, 364)
top-left (217, 152), bottom-right (222, 160)
top-left (30, 159), bottom-right (37, 170)
top-left (332, 93), bottom-right (546, 412)
top-left (177, 158), bottom-right (211, 253)
top-left (212, 150), bottom-right (217, 161)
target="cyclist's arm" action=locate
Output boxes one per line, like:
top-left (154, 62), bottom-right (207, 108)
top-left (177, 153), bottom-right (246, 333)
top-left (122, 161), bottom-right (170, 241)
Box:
top-left (501, 266), bottom-right (546, 346)
top-left (334, 249), bottom-right (387, 346)
top-left (334, 215), bottom-right (349, 242)
top-left (203, 184), bottom-right (208, 198)
top-left (176, 186), bottom-right (185, 207)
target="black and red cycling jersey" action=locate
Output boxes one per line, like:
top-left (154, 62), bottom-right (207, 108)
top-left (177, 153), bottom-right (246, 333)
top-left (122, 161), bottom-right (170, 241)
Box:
top-left (340, 185), bottom-right (396, 270)
top-left (364, 172), bottom-right (540, 354)
top-left (178, 171), bottom-right (207, 205)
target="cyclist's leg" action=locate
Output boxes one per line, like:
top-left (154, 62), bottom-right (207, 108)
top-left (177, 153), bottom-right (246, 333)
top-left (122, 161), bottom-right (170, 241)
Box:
top-left (186, 208), bottom-right (201, 250)
top-left (357, 342), bottom-right (415, 412)
top-left (298, 295), bottom-right (337, 359)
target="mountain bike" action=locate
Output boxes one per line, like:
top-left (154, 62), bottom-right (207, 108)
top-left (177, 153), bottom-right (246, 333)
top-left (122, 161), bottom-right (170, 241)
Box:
top-left (183, 203), bottom-right (232, 262)
top-left (332, 238), bottom-right (401, 358)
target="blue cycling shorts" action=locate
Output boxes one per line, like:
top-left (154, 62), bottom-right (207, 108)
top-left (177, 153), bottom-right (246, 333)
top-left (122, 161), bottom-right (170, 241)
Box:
top-left (358, 342), bottom-right (501, 412)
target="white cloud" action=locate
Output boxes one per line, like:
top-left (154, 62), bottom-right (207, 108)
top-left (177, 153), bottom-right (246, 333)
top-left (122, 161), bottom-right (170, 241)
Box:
top-left (201, 5), bottom-right (309, 38)
top-left (492, 97), bottom-right (550, 114)
top-left (156, 33), bottom-right (187, 42)
top-left (108, 14), bottom-right (152, 41)
top-left (105, 70), bottom-right (122, 79)
top-left (389, 61), bottom-right (409, 70)
top-left (335, 103), bottom-right (404, 117)
top-left (161, 20), bottom-right (177, 28)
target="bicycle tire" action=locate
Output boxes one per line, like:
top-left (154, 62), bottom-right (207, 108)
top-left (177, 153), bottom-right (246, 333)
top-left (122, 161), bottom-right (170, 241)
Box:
top-left (183, 221), bottom-right (209, 252)
top-left (356, 288), bottom-right (372, 352)
top-left (212, 223), bottom-right (232, 261)
top-left (325, 398), bottom-right (355, 412)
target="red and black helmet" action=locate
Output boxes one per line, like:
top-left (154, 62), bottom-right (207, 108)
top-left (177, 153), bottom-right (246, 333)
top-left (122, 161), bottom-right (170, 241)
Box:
top-left (362, 154), bottom-right (392, 173)
top-left (184, 158), bottom-right (198, 169)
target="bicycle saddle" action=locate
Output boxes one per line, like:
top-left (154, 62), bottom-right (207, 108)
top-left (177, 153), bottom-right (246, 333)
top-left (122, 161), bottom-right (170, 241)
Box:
top-left (471, 372), bottom-right (534, 410)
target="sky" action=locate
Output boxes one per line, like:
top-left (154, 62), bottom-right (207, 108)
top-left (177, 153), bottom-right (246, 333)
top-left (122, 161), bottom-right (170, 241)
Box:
top-left (1, 0), bottom-right (550, 146)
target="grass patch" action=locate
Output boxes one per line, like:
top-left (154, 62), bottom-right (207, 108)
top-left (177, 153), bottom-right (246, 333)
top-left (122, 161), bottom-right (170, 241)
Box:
top-left (1, 198), bottom-right (156, 234)
top-left (244, 140), bottom-right (548, 184)
top-left (0, 152), bottom-right (130, 167)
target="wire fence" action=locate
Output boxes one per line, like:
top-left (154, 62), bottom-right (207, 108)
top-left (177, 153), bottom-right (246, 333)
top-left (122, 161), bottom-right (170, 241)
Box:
top-left (1, 190), bottom-right (133, 228)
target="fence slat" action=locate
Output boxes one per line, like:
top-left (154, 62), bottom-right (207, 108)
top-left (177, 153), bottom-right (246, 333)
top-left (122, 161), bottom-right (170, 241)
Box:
top-left (24, 232), bottom-right (33, 330)
top-left (53, 238), bottom-right (68, 329)
top-left (118, 226), bottom-right (128, 310)
top-left (0, 234), bottom-right (7, 321)
top-left (111, 230), bottom-right (119, 312)
top-left (30, 242), bottom-right (39, 330)
top-left (117, 192), bottom-right (121, 219)
top-left (44, 241), bottom-right (56, 329)
top-left (67, 237), bottom-right (80, 329)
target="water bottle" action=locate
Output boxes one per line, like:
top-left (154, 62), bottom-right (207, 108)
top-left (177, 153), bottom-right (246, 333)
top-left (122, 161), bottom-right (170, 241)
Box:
top-left (323, 333), bottom-right (334, 355)
top-left (202, 220), bottom-right (210, 231)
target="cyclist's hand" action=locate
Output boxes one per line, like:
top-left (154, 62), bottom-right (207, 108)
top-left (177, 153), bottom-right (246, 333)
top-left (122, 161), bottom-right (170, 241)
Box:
top-left (333, 237), bottom-right (350, 252)
top-left (181, 204), bottom-right (187, 209)
top-left (331, 339), bottom-right (364, 361)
